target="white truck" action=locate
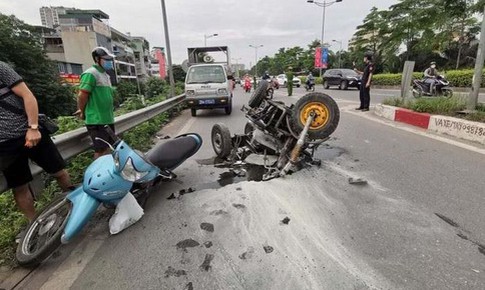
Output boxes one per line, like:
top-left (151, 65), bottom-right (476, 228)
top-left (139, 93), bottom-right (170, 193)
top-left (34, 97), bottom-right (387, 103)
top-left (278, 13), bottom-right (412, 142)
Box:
top-left (185, 46), bottom-right (233, 117)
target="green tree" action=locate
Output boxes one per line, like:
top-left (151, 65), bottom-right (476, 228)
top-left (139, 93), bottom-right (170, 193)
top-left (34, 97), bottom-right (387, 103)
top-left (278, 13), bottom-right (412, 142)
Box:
top-left (172, 65), bottom-right (186, 82)
top-left (145, 77), bottom-right (166, 98)
top-left (0, 14), bottom-right (75, 118)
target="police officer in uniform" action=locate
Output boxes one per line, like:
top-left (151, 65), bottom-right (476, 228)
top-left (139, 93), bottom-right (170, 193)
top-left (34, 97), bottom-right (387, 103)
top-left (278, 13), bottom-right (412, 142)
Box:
top-left (354, 52), bottom-right (375, 112)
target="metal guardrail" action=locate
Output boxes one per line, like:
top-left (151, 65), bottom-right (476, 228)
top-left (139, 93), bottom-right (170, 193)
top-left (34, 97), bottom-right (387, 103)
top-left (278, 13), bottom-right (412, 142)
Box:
top-left (0, 94), bottom-right (186, 193)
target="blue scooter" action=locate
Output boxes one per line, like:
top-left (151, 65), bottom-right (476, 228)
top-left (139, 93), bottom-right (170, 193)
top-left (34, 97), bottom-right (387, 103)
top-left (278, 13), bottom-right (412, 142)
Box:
top-left (16, 126), bottom-right (202, 266)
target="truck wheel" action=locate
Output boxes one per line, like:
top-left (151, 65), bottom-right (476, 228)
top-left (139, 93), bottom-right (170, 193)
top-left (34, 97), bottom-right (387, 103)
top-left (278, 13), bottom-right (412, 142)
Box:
top-left (211, 123), bottom-right (232, 158)
top-left (290, 92), bottom-right (340, 140)
top-left (248, 80), bottom-right (268, 108)
top-left (191, 109), bottom-right (197, 117)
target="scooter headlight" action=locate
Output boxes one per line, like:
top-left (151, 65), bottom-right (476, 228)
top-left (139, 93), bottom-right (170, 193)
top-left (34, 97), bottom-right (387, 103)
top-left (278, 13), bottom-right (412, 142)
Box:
top-left (113, 151), bottom-right (120, 170)
top-left (120, 157), bottom-right (149, 182)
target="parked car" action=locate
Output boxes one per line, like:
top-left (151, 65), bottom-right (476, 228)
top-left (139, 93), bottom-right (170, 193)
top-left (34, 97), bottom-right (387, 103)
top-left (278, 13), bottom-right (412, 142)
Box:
top-left (276, 74), bottom-right (288, 87)
top-left (276, 74), bottom-right (301, 87)
top-left (323, 69), bottom-right (361, 90)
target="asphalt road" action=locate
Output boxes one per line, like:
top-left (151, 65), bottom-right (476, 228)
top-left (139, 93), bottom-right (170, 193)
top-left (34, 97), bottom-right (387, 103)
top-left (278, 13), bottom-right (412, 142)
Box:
top-left (13, 87), bottom-right (485, 290)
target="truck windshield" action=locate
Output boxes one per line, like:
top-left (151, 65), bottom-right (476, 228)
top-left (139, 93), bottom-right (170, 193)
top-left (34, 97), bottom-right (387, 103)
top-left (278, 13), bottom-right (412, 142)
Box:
top-left (186, 66), bottom-right (226, 84)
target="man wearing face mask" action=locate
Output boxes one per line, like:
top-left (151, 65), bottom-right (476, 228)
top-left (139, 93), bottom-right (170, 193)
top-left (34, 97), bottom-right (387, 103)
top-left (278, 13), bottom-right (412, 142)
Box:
top-left (75, 47), bottom-right (116, 159)
top-left (424, 62), bottom-right (438, 95)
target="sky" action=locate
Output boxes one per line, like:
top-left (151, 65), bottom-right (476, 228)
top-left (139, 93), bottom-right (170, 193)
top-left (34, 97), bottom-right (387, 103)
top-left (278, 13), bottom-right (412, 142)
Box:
top-left (0, 0), bottom-right (398, 68)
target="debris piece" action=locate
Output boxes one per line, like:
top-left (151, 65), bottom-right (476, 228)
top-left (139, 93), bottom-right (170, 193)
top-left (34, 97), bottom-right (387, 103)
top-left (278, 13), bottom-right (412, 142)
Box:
top-left (263, 245), bottom-right (274, 254)
top-left (348, 178), bottom-right (368, 185)
top-left (176, 239), bottom-right (200, 250)
top-left (200, 254), bottom-right (214, 271)
top-left (203, 241), bottom-right (213, 248)
top-left (280, 217), bottom-right (291, 225)
top-left (232, 203), bottom-right (246, 210)
top-left (164, 266), bottom-right (187, 277)
top-left (200, 223), bottom-right (214, 232)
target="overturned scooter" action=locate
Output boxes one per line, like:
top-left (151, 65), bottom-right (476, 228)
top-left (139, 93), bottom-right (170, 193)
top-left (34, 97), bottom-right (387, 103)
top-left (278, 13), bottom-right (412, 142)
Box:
top-left (16, 126), bottom-right (202, 267)
top-left (211, 80), bottom-right (340, 180)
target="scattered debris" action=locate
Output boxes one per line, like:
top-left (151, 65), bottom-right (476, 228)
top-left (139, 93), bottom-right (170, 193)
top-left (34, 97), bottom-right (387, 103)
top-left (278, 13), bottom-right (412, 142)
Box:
top-left (239, 247), bottom-right (255, 260)
top-left (236, 187), bottom-right (242, 191)
top-left (435, 213), bottom-right (459, 228)
top-left (167, 188), bottom-right (196, 200)
top-left (203, 241), bottom-right (213, 248)
top-left (184, 282), bottom-right (194, 290)
top-left (263, 245), bottom-right (274, 254)
top-left (164, 266), bottom-right (187, 278)
top-left (156, 135), bottom-right (171, 140)
top-left (354, 159), bottom-right (360, 162)
top-left (200, 223), bottom-right (214, 233)
top-left (348, 178), bottom-right (368, 185)
top-left (176, 239), bottom-right (200, 250)
top-left (472, 269), bottom-right (480, 273)
top-left (280, 217), bottom-right (291, 225)
top-left (200, 254), bottom-right (214, 271)
top-left (210, 209), bottom-right (229, 216)
top-left (232, 203), bottom-right (246, 210)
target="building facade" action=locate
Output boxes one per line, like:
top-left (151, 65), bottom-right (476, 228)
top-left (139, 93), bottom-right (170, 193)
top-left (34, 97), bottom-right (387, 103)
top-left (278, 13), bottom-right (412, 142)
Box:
top-left (39, 6), bottom-right (74, 28)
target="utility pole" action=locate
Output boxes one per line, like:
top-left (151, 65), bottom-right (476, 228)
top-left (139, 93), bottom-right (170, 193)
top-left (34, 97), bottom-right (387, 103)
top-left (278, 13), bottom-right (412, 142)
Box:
top-left (160, 0), bottom-right (175, 98)
top-left (468, 6), bottom-right (485, 111)
top-left (249, 44), bottom-right (263, 77)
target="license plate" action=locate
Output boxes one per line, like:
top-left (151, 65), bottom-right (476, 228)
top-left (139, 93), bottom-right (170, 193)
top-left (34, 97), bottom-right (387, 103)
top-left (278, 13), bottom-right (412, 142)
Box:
top-left (199, 99), bottom-right (215, 105)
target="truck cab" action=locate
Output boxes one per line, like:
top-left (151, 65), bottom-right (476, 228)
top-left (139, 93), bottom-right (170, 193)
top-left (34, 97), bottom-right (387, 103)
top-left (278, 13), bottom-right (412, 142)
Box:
top-left (185, 64), bottom-right (233, 116)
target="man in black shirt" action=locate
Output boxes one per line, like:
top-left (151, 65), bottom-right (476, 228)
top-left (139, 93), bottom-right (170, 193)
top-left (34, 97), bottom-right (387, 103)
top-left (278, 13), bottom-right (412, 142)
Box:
top-left (0, 61), bottom-right (72, 222)
top-left (354, 52), bottom-right (375, 111)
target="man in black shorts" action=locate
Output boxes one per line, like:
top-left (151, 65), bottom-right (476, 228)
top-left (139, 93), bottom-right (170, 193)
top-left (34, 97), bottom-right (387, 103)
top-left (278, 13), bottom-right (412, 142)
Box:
top-left (0, 61), bottom-right (72, 221)
top-left (75, 47), bottom-right (116, 159)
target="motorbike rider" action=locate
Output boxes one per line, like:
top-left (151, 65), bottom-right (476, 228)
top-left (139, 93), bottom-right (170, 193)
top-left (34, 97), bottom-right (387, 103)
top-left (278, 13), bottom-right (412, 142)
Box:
top-left (262, 71), bottom-right (271, 81)
top-left (306, 72), bottom-right (315, 88)
top-left (424, 62), bottom-right (439, 95)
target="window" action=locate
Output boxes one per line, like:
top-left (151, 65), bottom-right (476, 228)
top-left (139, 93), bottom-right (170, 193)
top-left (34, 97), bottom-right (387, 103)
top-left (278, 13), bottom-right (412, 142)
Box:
top-left (186, 66), bottom-right (226, 84)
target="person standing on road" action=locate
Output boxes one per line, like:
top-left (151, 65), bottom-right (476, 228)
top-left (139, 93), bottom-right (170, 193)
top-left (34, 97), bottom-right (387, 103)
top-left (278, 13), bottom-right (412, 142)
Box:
top-left (75, 47), bottom-right (116, 159)
top-left (354, 52), bottom-right (374, 111)
top-left (0, 61), bottom-right (72, 222)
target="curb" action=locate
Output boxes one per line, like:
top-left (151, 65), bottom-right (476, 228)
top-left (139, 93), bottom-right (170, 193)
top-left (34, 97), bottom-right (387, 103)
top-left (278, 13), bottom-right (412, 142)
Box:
top-left (375, 104), bottom-right (485, 145)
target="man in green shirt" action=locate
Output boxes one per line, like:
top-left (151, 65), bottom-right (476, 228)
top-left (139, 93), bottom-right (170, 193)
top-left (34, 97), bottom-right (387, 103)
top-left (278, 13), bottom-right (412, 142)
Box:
top-left (75, 47), bottom-right (115, 159)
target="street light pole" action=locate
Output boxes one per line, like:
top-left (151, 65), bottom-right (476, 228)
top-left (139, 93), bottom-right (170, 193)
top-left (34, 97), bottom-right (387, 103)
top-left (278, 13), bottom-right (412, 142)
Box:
top-left (204, 33), bottom-right (218, 47)
top-left (307, 0), bottom-right (343, 77)
top-left (249, 44), bottom-right (263, 77)
top-left (160, 0), bottom-right (175, 98)
top-left (332, 39), bottom-right (343, 68)
top-left (468, 6), bottom-right (485, 111)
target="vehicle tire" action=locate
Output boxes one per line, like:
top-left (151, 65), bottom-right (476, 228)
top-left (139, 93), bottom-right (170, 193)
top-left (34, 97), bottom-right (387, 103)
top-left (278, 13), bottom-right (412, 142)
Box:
top-left (191, 108), bottom-right (197, 117)
top-left (225, 104), bottom-right (232, 115)
top-left (412, 86), bottom-right (423, 99)
top-left (442, 89), bottom-right (453, 98)
top-left (311, 85), bottom-right (315, 92)
top-left (248, 80), bottom-right (268, 108)
top-left (16, 196), bottom-right (71, 267)
top-left (296, 84), bottom-right (300, 88)
top-left (339, 80), bottom-right (348, 90)
top-left (290, 92), bottom-right (340, 140)
top-left (267, 88), bottom-right (274, 99)
top-left (211, 123), bottom-right (233, 158)
top-left (323, 80), bottom-right (330, 89)
top-left (283, 81), bottom-right (287, 88)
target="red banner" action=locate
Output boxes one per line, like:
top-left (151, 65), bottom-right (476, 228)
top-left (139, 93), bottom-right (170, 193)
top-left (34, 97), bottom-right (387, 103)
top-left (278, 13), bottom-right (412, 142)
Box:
top-left (60, 74), bottom-right (80, 85)
top-left (315, 47), bottom-right (322, 68)
top-left (154, 48), bottom-right (166, 79)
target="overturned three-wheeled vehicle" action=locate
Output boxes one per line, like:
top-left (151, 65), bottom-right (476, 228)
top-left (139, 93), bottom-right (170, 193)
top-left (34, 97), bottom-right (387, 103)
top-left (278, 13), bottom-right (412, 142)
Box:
top-left (211, 80), bottom-right (340, 180)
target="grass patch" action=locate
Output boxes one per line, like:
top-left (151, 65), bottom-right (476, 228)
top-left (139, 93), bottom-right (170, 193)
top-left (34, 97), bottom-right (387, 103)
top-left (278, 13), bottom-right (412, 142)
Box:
top-left (383, 95), bottom-right (485, 123)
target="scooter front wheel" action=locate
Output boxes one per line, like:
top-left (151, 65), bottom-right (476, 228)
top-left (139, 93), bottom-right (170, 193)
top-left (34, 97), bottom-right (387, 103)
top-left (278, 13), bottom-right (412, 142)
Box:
top-left (16, 196), bottom-right (71, 267)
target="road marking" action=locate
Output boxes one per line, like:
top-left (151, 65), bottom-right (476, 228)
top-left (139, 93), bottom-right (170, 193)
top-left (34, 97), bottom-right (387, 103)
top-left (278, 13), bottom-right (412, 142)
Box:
top-left (343, 106), bottom-right (485, 155)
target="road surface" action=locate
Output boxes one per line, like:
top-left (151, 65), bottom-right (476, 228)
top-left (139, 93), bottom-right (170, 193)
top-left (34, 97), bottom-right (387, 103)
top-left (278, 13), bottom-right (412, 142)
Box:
top-left (12, 87), bottom-right (485, 290)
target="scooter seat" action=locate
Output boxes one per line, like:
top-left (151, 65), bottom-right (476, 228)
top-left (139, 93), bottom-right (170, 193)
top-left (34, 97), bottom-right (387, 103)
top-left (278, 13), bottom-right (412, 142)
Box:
top-left (145, 134), bottom-right (202, 170)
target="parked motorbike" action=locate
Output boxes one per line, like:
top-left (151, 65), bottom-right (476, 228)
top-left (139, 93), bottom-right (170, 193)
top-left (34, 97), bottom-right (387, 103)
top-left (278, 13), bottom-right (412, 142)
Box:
top-left (412, 75), bottom-right (453, 98)
top-left (16, 127), bottom-right (202, 266)
top-left (211, 80), bottom-right (340, 180)
top-left (305, 79), bottom-right (315, 92)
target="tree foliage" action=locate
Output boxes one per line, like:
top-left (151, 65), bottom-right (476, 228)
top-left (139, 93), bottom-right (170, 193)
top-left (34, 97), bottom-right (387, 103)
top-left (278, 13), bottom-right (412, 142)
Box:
top-left (350, 0), bottom-right (481, 73)
top-left (0, 13), bottom-right (76, 118)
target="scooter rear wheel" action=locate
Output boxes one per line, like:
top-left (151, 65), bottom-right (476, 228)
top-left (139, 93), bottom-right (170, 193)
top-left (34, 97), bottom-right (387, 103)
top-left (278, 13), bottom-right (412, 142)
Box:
top-left (16, 196), bottom-right (71, 267)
